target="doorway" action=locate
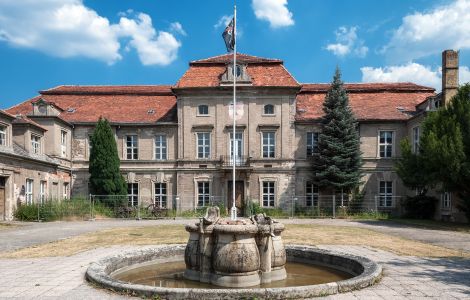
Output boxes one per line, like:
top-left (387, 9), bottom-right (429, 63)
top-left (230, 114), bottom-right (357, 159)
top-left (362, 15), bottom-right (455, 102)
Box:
top-left (227, 180), bottom-right (245, 216)
top-left (0, 177), bottom-right (6, 221)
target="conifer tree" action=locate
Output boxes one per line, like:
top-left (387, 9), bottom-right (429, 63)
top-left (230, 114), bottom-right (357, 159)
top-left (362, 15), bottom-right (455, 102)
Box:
top-left (88, 117), bottom-right (127, 196)
top-left (314, 67), bottom-right (363, 199)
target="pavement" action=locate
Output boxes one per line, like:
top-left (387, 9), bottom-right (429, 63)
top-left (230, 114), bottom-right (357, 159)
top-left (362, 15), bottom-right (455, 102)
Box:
top-left (0, 219), bottom-right (469, 299)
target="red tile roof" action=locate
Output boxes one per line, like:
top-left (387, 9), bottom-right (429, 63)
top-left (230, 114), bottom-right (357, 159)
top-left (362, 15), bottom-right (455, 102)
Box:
top-left (7, 86), bottom-right (176, 124)
top-left (11, 115), bottom-right (48, 131)
top-left (176, 53), bottom-right (298, 88)
top-left (0, 109), bottom-right (16, 120)
top-left (190, 53), bottom-right (283, 65)
top-left (296, 83), bottom-right (435, 121)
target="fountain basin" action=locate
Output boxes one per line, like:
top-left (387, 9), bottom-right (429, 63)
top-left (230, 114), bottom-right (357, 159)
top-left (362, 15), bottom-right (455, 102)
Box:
top-left (86, 245), bottom-right (382, 299)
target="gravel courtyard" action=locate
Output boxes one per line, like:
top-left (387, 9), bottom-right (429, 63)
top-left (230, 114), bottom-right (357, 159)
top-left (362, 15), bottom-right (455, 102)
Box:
top-left (0, 219), bottom-right (469, 299)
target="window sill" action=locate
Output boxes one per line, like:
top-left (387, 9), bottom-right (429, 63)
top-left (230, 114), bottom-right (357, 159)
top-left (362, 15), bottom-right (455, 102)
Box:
top-left (196, 114), bottom-right (210, 117)
top-left (262, 114), bottom-right (276, 117)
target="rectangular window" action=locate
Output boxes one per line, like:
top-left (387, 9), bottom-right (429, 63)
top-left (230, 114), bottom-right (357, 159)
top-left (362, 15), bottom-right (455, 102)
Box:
top-left (40, 181), bottom-right (46, 204)
top-left (441, 192), bottom-right (451, 209)
top-left (412, 126), bottom-right (420, 153)
top-left (126, 135), bottom-right (138, 160)
top-left (262, 132), bottom-right (275, 158)
top-left (379, 131), bottom-right (393, 158)
top-left (197, 132), bottom-right (211, 159)
top-left (155, 134), bottom-right (167, 160)
top-left (60, 130), bottom-right (67, 157)
top-left (88, 135), bottom-right (93, 158)
top-left (0, 125), bottom-right (6, 146)
top-left (154, 183), bottom-right (167, 208)
top-left (306, 132), bottom-right (319, 157)
top-left (63, 183), bottom-right (69, 200)
top-left (26, 179), bottom-right (33, 205)
top-left (262, 181), bottom-right (275, 207)
top-left (197, 182), bottom-right (210, 207)
top-left (379, 181), bottom-right (393, 207)
top-left (198, 105), bottom-right (209, 115)
top-left (31, 135), bottom-right (41, 154)
top-left (127, 183), bottom-right (138, 207)
top-left (306, 182), bottom-right (319, 207)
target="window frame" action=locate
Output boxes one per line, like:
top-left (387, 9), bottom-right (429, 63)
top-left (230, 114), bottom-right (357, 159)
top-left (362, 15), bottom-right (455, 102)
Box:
top-left (263, 104), bottom-right (275, 116)
top-left (305, 182), bottom-right (319, 207)
top-left (0, 124), bottom-right (6, 146)
top-left (378, 180), bottom-right (393, 207)
top-left (60, 130), bottom-right (67, 158)
top-left (63, 182), bottom-right (69, 200)
top-left (39, 180), bottom-right (47, 204)
top-left (378, 130), bottom-right (394, 158)
top-left (31, 134), bottom-right (41, 155)
top-left (197, 181), bottom-right (210, 207)
top-left (306, 132), bottom-right (319, 157)
top-left (126, 135), bottom-right (138, 160)
top-left (412, 126), bottom-right (420, 154)
top-left (154, 182), bottom-right (167, 208)
top-left (197, 104), bottom-right (209, 116)
top-left (262, 131), bottom-right (276, 158)
top-left (441, 192), bottom-right (451, 209)
top-left (262, 181), bottom-right (275, 207)
top-left (25, 179), bottom-right (34, 205)
top-left (127, 182), bottom-right (139, 207)
top-left (154, 134), bottom-right (167, 160)
top-left (197, 132), bottom-right (211, 159)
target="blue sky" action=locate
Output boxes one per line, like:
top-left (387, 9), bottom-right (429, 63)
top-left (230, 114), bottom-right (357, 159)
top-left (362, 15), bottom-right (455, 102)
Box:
top-left (1, 0), bottom-right (469, 109)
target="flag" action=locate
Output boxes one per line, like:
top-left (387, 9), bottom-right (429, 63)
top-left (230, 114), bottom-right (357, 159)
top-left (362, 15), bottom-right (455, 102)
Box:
top-left (222, 17), bottom-right (235, 52)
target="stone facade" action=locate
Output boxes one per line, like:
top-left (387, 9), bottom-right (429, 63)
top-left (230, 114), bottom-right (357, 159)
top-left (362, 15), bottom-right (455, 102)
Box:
top-left (1, 50), bottom-right (466, 222)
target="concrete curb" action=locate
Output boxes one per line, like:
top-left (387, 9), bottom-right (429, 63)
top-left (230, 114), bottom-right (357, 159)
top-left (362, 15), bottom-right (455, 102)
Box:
top-left (86, 244), bottom-right (382, 300)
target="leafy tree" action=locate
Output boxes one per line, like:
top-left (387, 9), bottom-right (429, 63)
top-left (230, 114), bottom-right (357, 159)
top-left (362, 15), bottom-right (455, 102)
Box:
top-left (88, 117), bottom-right (127, 196)
top-left (314, 67), bottom-right (363, 199)
top-left (398, 84), bottom-right (470, 221)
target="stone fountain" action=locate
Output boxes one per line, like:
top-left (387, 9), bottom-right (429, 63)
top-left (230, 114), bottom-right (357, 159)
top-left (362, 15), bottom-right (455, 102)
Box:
top-left (184, 207), bottom-right (286, 287)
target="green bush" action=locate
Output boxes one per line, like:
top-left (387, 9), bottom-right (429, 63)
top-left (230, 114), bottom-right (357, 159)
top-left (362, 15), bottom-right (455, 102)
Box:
top-left (401, 195), bottom-right (438, 219)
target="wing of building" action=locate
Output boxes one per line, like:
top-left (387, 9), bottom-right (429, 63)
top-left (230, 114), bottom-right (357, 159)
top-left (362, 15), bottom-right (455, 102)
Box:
top-left (0, 50), bottom-right (465, 222)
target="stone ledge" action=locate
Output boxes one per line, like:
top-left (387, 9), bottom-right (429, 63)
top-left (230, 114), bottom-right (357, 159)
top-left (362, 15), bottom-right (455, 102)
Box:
top-left (85, 244), bottom-right (382, 300)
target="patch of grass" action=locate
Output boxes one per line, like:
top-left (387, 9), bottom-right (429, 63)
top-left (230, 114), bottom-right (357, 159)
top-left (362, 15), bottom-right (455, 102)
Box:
top-left (0, 223), bottom-right (16, 230)
top-left (388, 218), bottom-right (470, 233)
top-left (0, 224), bottom-right (468, 259)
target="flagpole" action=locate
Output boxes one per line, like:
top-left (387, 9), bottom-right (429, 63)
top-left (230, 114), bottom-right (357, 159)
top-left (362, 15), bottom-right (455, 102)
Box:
top-left (231, 4), bottom-right (237, 221)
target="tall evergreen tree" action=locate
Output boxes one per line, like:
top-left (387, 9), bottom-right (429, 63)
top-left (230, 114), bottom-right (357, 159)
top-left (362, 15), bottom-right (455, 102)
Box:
top-left (88, 117), bottom-right (127, 196)
top-left (314, 67), bottom-right (363, 198)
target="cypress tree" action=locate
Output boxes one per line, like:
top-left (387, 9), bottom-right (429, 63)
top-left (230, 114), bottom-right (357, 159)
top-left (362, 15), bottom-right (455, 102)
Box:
top-left (88, 117), bottom-right (127, 196)
top-left (314, 67), bottom-right (363, 198)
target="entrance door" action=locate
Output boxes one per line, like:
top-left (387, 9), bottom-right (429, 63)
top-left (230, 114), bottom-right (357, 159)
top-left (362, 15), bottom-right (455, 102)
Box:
top-left (227, 180), bottom-right (244, 216)
top-left (230, 132), bottom-right (243, 165)
top-left (0, 177), bottom-right (5, 221)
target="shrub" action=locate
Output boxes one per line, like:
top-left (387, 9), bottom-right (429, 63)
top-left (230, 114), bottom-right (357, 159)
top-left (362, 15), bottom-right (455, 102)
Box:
top-left (401, 195), bottom-right (438, 219)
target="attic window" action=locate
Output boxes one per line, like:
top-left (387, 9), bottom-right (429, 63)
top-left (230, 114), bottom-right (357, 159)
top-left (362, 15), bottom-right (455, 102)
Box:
top-left (235, 64), bottom-right (242, 77)
top-left (67, 108), bottom-right (76, 113)
top-left (396, 106), bottom-right (405, 112)
top-left (147, 109), bottom-right (155, 114)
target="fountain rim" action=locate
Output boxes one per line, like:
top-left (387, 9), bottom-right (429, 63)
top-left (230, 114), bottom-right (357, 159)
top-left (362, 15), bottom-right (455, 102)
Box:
top-left (85, 244), bottom-right (382, 299)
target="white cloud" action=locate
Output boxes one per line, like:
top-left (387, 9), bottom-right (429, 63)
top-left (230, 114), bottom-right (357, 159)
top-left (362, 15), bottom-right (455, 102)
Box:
top-left (214, 15), bottom-right (232, 29)
top-left (361, 63), bottom-right (470, 90)
top-left (169, 22), bottom-right (186, 36)
top-left (251, 0), bottom-right (294, 28)
top-left (382, 0), bottom-right (470, 62)
top-left (326, 26), bottom-right (368, 58)
top-left (0, 0), bottom-right (182, 66)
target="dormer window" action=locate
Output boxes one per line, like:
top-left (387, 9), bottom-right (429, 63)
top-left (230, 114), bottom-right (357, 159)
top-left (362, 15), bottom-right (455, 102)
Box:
top-left (235, 64), bottom-right (242, 77)
top-left (198, 105), bottom-right (209, 116)
top-left (264, 104), bottom-right (275, 115)
top-left (0, 125), bottom-right (6, 146)
top-left (31, 134), bottom-right (41, 154)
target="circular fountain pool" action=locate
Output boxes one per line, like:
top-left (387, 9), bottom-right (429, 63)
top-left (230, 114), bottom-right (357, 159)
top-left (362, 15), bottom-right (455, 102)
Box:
top-left (86, 244), bottom-right (382, 299)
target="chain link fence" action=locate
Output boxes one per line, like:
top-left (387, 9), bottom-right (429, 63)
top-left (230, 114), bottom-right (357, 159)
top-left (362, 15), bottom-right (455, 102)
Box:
top-left (14, 194), bottom-right (402, 222)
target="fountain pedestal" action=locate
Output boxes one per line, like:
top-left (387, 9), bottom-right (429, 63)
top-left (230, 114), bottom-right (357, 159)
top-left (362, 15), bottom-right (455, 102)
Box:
top-left (184, 207), bottom-right (286, 288)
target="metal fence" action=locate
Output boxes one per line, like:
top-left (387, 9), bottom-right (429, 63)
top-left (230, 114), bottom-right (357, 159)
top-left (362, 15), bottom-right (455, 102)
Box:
top-left (18, 194), bottom-right (402, 222)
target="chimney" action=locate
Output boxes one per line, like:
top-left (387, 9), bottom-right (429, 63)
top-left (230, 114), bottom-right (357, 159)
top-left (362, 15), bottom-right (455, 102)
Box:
top-left (442, 50), bottom-right (459, 106)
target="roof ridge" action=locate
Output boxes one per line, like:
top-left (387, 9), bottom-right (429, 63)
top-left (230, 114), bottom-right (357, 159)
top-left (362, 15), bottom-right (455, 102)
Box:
top-left (190, 52), bottom-right (283, 64)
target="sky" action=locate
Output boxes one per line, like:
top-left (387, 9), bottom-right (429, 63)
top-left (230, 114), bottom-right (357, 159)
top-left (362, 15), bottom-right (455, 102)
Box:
top-left (1, 0), bottom-right (470, 109)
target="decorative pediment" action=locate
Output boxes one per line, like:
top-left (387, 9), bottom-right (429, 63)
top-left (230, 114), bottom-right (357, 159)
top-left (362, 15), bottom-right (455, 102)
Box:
top-left (220, 63), bottom-right (252, 86)
top-left (31, 98), bottom-right (63, 116)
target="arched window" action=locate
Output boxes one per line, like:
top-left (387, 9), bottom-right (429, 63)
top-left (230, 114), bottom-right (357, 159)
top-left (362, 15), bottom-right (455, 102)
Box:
top-left (264, 104), bottom-right (274, 115)
top-left (235, 64), bottom-right (242, 77)
top-left (198, 104), bottom-right (209, 115)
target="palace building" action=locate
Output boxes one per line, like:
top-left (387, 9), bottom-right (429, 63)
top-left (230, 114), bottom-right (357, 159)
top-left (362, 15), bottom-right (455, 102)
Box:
top-left (0, 50), bottom-right (466, 222)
